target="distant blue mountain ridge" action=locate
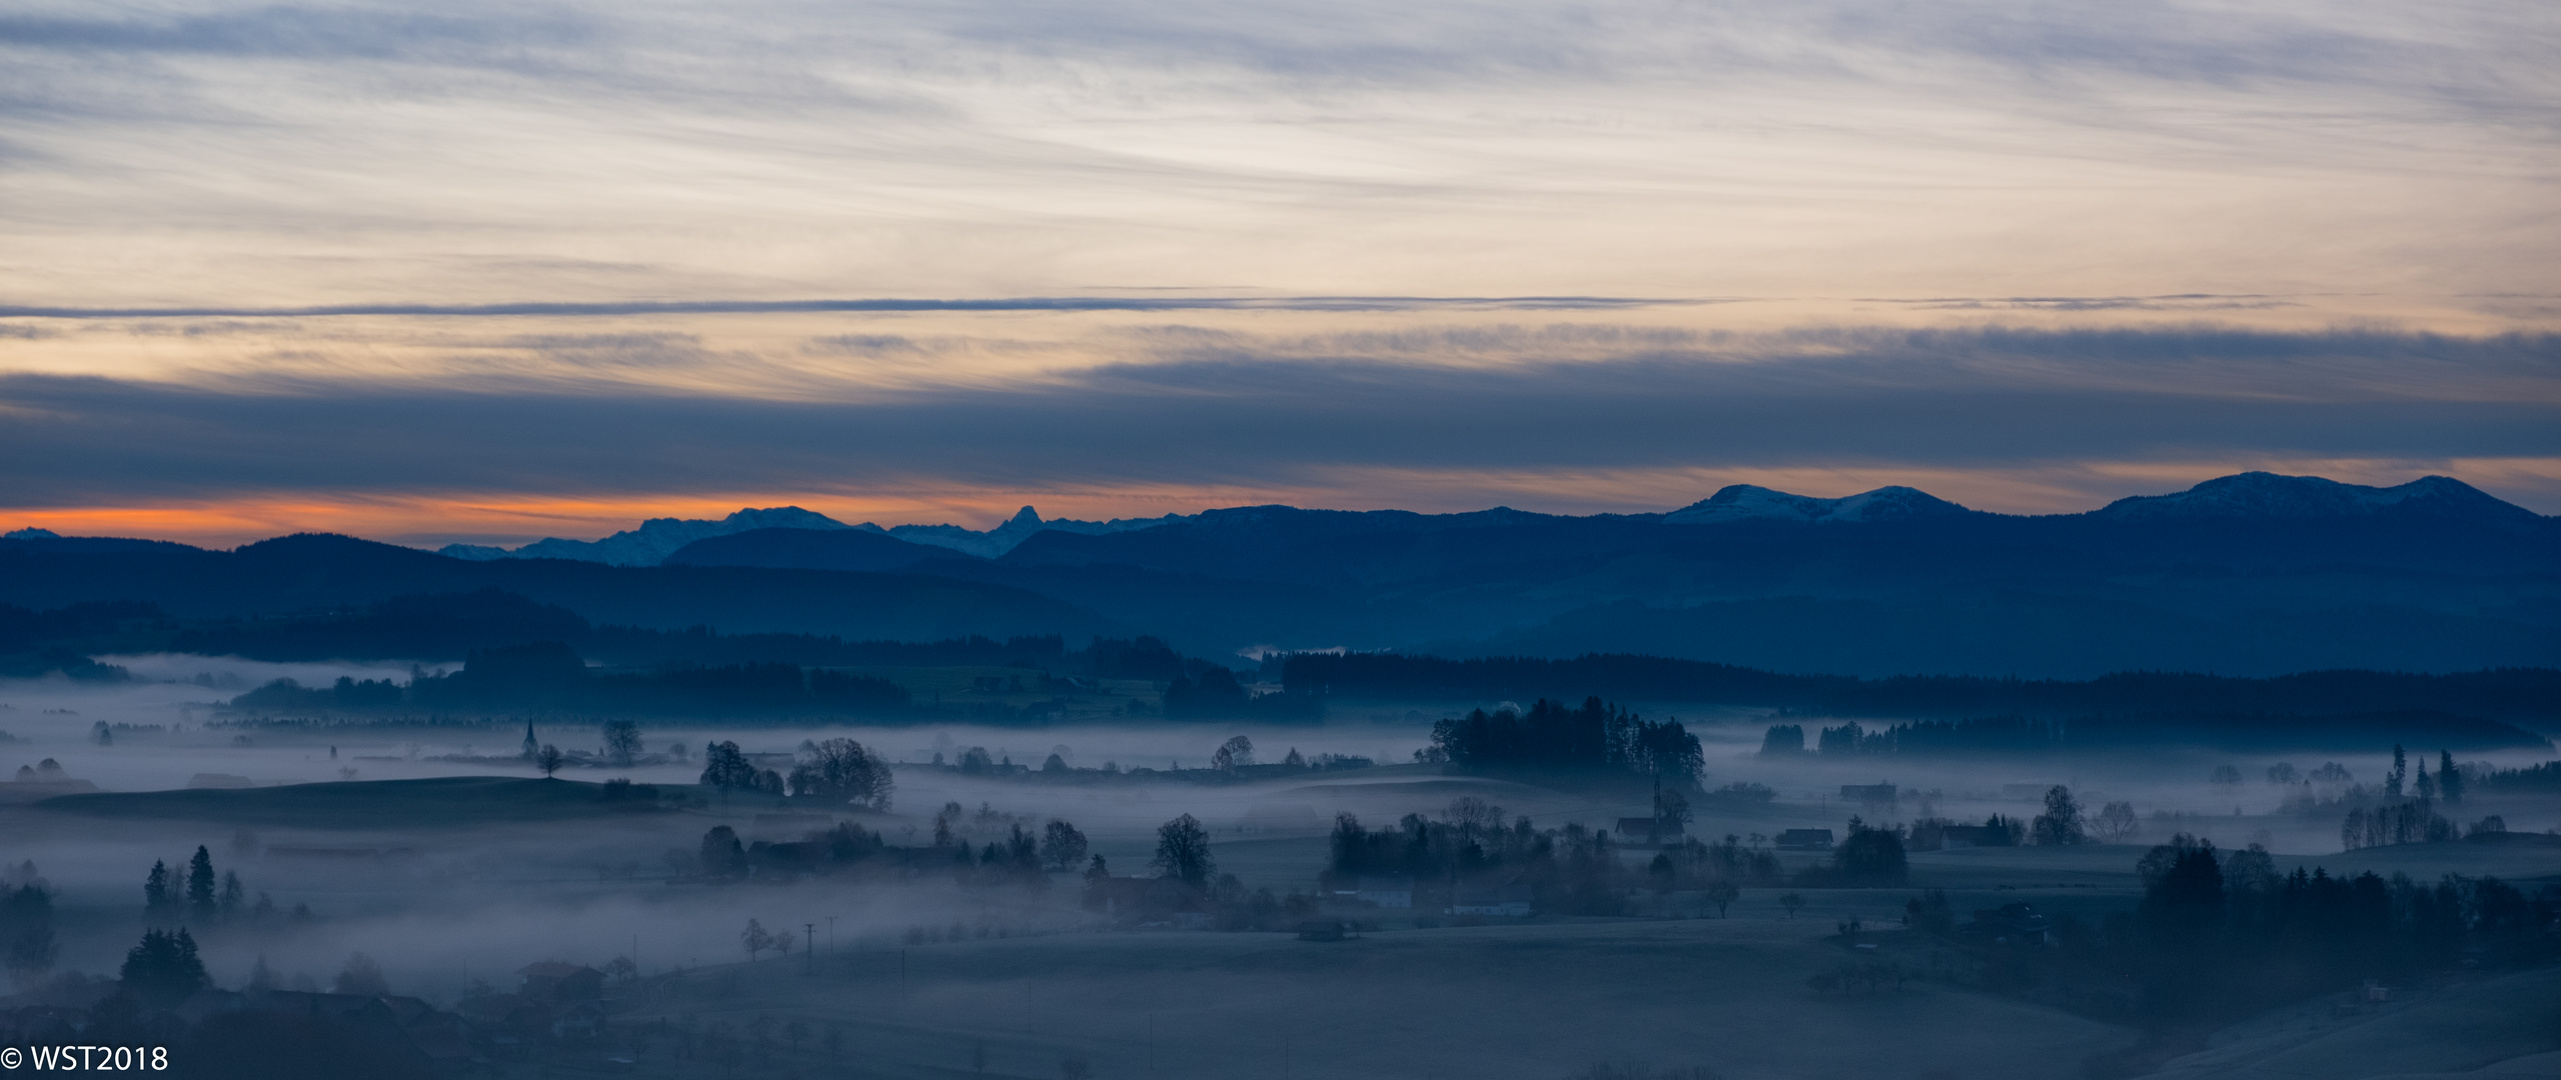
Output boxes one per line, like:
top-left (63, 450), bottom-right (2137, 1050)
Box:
top-left (440, 505), bottom-right (1193, 565)
top-left (442, 472), bottom-right (2546, 567)
top-left (8, 472), bottom-right (2553, 677)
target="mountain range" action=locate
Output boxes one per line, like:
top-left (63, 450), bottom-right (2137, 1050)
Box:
top-left (6, 472), bottom-right (2554, 678)
top-left (440, 505), bottom-right (1189, 564)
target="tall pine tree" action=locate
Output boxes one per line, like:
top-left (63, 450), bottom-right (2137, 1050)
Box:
top-left (187, 847), bottom-right (217, 920)
top-left (143, 861), bottom-right (171, 914)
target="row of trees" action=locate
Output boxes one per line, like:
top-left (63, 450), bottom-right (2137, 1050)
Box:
top-left (1321, 801), bottom-right (1756, 916)
top-left (1761, 716), bottom-right (2543, 757)
top-left (1428, 698), bottom-right (1704, 786)
top-left (1934, 834), bottom-right (2560, 1023)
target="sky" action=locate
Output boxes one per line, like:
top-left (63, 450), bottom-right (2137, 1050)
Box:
top-left (3, 0), bottom-right (2557, 546)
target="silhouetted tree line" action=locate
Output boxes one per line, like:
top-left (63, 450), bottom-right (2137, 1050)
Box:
top-left (0, 599), bottom-right (155, 679)
top-left (231, 642), bottom-right (911, 716)
top-left (2472, 758), bottom-right (2561, 794)
top-left (0, 924), bottom-right (457, 1080)
top-left (1760, 710), bottom-right (2545, 755)
top-left (687, 808), bottom-right (1088, 893)
top-left (136, 845), bottom-right (304, 928)
top-left (1282, 652), bottom-right (2561, 725)
top-left (1427, 698), bottom-right (1704, 785)
top-left (1322, 800), bottom-right (1766, 916)
top-left (156, 588), bottom-right (1068, 668)
top-left (1922, 834), bottom-right (2561, 1027)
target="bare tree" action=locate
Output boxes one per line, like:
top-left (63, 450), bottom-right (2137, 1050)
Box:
top-left (1702, 879), bottom-right (1740, 918)
top-left (1039, 820), bottom-right (1089, 871)
top-left (1153, 813), bottom-right (1215, 886)
top-left (537, 744), bottom-right (565, 779)
top-left (1210, 736), bottom-right (1255, 772)
top-left (1779, 893), bottom-right (1804, 919)
top-left (2093, 801), bottom-right (2140, 843)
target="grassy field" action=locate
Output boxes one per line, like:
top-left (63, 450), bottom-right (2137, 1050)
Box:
top-left (13, 768), bottom-right (2559, 1079)
top-left (620, 917), bottom-right (2138, 1080)
top-left (29, 775), bottom-right (693, 827)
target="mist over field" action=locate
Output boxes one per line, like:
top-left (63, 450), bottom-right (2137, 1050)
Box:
top-left (4, 638), bottom-right (2557, 1078)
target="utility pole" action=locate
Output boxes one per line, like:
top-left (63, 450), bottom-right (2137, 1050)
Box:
top-left (805, 924), bottom-right (817, 975)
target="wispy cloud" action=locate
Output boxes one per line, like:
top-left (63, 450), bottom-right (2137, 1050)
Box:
top-left (1, 0), bottom-right (2553, 308)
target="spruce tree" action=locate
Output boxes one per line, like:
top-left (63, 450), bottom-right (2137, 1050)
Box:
top-left (143, 861), bottom-right (170, 913)
top-left (2439, 750), bottom-right (2464, 805)
top-left (187, 846), bottom-right (217, 919)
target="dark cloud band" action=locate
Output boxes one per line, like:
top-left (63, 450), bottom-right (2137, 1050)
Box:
top-left (2, 325), bottom-right (2553, 509)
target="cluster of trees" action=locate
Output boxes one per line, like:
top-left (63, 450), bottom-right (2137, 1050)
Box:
top-left (784, 738), bottom-right (893, 808)
top-left (1761, 712), bottom-right (2544, 757)
top-left (2334, 746), bottom-right (2511, 850)
top-left (1812, 787), bottom-right (2126, 884)
top-left (139, 845), bottom-right (296, 927)
top-left (2, 862), bottom-right (58, 984)
top-left (1427, 698), bottom-right (1704, 785)
top-left (118, 928), bottom-right (211, 1008)
top-left (1322, 799), bottom-right (1753, 917)
top-left (1930, 834), bottom-right (2561, 1023)
top-left (699, 741), bottom-right (784, 794)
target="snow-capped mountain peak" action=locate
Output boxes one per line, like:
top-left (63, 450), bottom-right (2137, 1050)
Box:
top-left (2088, 473), bottom-right (2539, 523)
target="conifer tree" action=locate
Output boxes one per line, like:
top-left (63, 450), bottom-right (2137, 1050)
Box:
top-left (187, 846), bottom-right (217, 919)
top-left (143, 861), bottom-right (171, 913)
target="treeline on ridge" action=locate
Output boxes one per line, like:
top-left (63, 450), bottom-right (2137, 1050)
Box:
top-left (1282, 652), bottom-right (2561, 724)
top-left (230, 643), bottom-right (911, 717)
top-left (1760, 711), bottom-right (2552, 756)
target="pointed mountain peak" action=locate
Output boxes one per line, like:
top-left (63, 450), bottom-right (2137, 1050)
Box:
top-left (1004, 506), bottom-right (1044, 528)
top-left (2089, 473), bottom-right (2540, 523)
top-left (1666, 484), bottom-right (1969, 525)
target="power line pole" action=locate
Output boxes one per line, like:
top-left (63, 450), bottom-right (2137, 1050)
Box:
top-left (804, 924), bottom-right (817, 975)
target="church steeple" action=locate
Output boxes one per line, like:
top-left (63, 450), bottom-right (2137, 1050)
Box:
top-left (520, 720), bottom-right (539, 761)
